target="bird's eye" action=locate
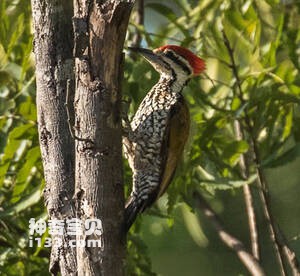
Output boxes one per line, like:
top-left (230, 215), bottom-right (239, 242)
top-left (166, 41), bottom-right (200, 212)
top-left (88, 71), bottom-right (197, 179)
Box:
top-left (164, 50), bottom-right (176, 60)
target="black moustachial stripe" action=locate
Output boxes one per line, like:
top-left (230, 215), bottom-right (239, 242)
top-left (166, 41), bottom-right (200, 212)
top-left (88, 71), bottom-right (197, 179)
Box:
top-left (160, 58), bottom-right (177, 85)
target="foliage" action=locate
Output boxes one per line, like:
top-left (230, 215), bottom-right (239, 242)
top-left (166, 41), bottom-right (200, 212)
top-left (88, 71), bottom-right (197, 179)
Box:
top-left (125, 0), bottom-right (300, 275)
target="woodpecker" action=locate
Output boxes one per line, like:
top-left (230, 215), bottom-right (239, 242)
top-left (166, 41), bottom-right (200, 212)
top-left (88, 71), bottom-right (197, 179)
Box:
top-left (123, 45), bottom-right (205, 232)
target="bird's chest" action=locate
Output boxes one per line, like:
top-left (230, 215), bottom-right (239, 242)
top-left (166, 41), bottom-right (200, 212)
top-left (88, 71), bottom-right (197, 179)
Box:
top-left (128, 95), bottom-right (175, 169)
top-left (131, 92), bottom-right (177, 140)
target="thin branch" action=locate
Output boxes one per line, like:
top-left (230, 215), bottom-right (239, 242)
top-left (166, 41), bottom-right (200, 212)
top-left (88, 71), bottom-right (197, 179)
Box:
top-left (281, 237), bottom-right (300, 276)
top-left (193, 191), bottom-right (265, 276)
top-left (253, 143), bottom-right (300, 276)
top-left (234, 120), bottom-right (260, 260)
top-left (222, 30), bottom-right (261, 262)
top-left (222, 30), bottom-right (300, 275)
top-left (131, 0), bottom-right (144, 49)
top-left (201, 73), bottom-right (232, 88)
top-left (222, 31), bottom-right (244, 103)
top-left (254, 162), bottom-right (288, 275)
top-left (198, 74), bottom-right (239, 113)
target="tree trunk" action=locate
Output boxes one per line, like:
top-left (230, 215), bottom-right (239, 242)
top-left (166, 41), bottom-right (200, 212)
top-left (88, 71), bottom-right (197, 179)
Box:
top-left (73, 1), bottom-right (133, 275)
top-left (32, 0), bottom-right (132, 275)
top-left (31, 0), bottom-right (77, 275)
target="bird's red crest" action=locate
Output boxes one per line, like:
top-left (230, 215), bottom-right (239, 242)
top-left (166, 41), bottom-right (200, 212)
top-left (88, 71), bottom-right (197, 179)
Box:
top-left (154, 45), bottom-right (205, 76)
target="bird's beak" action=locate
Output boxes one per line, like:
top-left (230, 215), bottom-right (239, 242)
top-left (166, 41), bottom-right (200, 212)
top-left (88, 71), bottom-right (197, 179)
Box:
top-left (128, 47), bottom-right (162, 65)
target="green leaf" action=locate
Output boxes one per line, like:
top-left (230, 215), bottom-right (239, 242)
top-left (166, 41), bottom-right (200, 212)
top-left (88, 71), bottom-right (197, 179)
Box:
top-left (196, 165), bottom-right (215, 181)
top-left (275, 60), bottom-right (297, 84)
top-left (3, 62), bottom-right (22, 81)
top-left (225, 8), bottom-right (249, 32)
top-left (200, 174), bottom-right (257, 191)
top-left (12, 146), bottom-right (41, 200)
top-left (282, 108), bottom-right (293, 140)
top-left (262, 143), bottom-right (300, 168)
top-left (271, 90), bottom-right (300, 104)
top-left (266, 13), bottom-right (284, 66)
top-left (222, 140), bottom-right (249, 166)
top-left (17, 97), bottom-right (37, 121)
top-left (0, 43), bottom-right (8, 67)
top-left (7, 14), bottom-right (24, 56)
top-left (181, 204), bottom-right (208, 247)
top-left (8, 123), bottom-right (33, 140)
top-left (0, 187), bottom-right (42, 218)
top-left (0, 139), bottom-right (21, 186)
top-left (0, 124), bottom-right (34, 186)
top-left (231, 97), bottom-right (241, 111)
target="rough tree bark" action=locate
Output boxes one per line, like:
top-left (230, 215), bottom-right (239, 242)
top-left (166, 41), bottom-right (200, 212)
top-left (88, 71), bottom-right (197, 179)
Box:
top-left (73, 0), bottom-right (133, 275)
top-left (32, 0), bottom-right (133, 275)
top-left (31, 1), bottom-right (77, 275)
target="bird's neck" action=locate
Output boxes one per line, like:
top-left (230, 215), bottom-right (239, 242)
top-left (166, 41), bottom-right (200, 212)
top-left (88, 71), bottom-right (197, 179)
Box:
top-left (156, 73), bottom-right (189, 95)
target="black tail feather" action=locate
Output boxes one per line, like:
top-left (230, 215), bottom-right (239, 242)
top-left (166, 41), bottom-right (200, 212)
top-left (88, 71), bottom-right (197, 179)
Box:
top-left (124, 196), bottom-right (140, 233)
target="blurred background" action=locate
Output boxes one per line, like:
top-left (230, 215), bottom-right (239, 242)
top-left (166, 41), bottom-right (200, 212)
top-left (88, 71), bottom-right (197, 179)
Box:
top-left (1, 0), bottom-right (300, 275)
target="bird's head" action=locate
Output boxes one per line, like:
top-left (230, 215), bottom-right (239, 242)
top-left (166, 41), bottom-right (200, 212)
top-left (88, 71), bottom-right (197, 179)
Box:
top-left (128, 45), bottom-right (205, 82)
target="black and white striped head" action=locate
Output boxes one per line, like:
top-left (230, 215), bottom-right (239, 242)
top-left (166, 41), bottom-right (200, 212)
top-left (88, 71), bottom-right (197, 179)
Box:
top-left (129, 45), bottom-right (205, 83)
